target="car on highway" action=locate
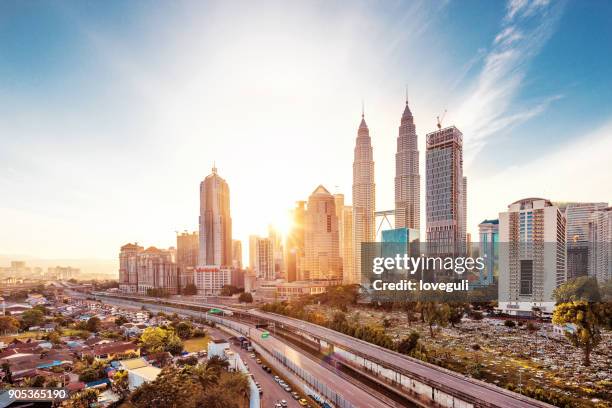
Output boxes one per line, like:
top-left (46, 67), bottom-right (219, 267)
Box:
top-left (291, 392), bottom-right (299, 399)
top-left (298, 398), bottom-right (308, 406)
top-left (256, 358), bottom-right (262, 364)
top-left (273, 375), bottom-right (280, 382)
top-left (280, 400), bottom-right (288, 407)
top-left (284, 386), bottom-right (292, 392)
top-left (249, 353), bottom-right (256, 358)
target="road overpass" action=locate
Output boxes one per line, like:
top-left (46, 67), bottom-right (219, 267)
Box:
top-left (90, 292), bottom-right (554, 408)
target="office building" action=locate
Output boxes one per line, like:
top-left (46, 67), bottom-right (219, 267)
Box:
top-left (199, 166), bottom-right (232, 267)
top-left (255, 237), bottom-right (275, 281)
top-left (176, 232), bottom-right (198, 290)
top-left (342, 205), bottom-right (356, 285)
top-left (285, 201), bottom-right (306, 282)
top-left (119, 243), bottom-right (144, 293)
top-left (588, 207), bottom-right (612, 283)
top-left (477, 219), bottom-right (499, 287)
top-left (304, 185), bottom-right (342, 281)
top-left (498, 198), bottom-right (566, 316)
top-left (563, 202), bottom-right (608, 279)
top-left (425, 125), bottom-right (466, 254)
top-left (394, 99), bottom-right (420, 231)
top-left (232, 239), bottom-right (243, 270)
top-left (136, 247), bottom-right (178, 295)
top-left (194, 266), bottom-right (233, 296)
top-left (352, 111), bottom-right (376, 282)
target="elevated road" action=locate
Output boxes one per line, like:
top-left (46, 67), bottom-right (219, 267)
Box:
top-left (90, 292), bottom-right (553, 408)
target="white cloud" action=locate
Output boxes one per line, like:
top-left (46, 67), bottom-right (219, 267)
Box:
top-left (455, 0), bottom-right (564, 163)
top-left (470, 120), bottom-right (612, 227)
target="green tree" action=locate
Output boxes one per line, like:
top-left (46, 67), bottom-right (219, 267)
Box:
top-left (131, 366), bottom-right (199, 408)
top-left (220, 285), bottom-right (241, 296)
top-left (20, 309), bottom-right (45, 329)
top-left (64, 388), bottom-right (99, 408)
top-left (115, 315), bottom-right (128, 326)
top-left (112, 370), bottom-right (130, 399)
top-left (86, 316), bottom-right (101, 332)
top-left (0, 316), bottom-right (20, 334)
top-left (1, 362), bottom-right (13, 384)
top-left (175, 321), bottom-right (194, 340)
top-left (552, 301), bottom-right (604, 366)
top-left (238, 292), bottom-right (253, 303)
top-left (183, 283), bottom-right (198, 295)
top-left (397, 331), bottom-right (420, 355)
top-left (422, 302), bottom-right (450, 338)
top-left (140, 326), bottom-right (183, 355)
top-left (553, 276), bottom-right (601, 303)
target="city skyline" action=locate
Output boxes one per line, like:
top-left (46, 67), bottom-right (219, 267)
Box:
top-left (1, 0), bottom-right (612, 263)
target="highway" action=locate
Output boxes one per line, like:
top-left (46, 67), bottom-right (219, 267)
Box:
top-left (84, 291), bottom-right (553, 408)
top-left (92, 295), bottom-right (394, 408)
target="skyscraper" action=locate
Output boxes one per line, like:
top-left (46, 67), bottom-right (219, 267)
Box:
top-left (119, 243), bottom-right (143, 293)
top-left (268, 225), bottom-right (284, 276)
top-left (136, 247), bottom-right (178, 295)
top-left (285, 201), bottom-right (305, 282)
top-left (478, 219), bottom-right (499, 287)
top-left (255, 237), bottom-right (275, 281)
top-left (352, 111), bottom-right (376, 282)
top-left (341, 205), bottom-right (355, 285)
top-left (199, 166), bottom-right (232, 267)
top-left (394, 99), bottom-right (420, 231)
top-left (498, 198), bottom-right (566, 316)
top-left (176, 232), bottom-right (198, 290)
top-left (232, 239), bottom-right (243, 270)
top-left (563, 202), bottom-right (608, 279)
top-left (304, 185), bottom-right (341, 281)
top-left (588, 207), bottom-right (612, 283)
top-left (425, 126), bottom-right (466, 254)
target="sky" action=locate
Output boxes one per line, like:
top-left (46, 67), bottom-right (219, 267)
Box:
top-left (1, 0), bottom-right (611, 268)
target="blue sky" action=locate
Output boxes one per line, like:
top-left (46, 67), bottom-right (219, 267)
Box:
top-left (1, 0), bottom-right (611, 262)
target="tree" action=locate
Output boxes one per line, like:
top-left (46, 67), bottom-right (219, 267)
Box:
top-left (552, 301), bottom-right (604, 366)
top-left (20, 309), bottom-right (45, 329)
top-left (0, 316), bottom-right (19, 334)
top-left (64, 389), bottom-right (99, 408)
top-left (115, 315), bottom-right (128, 326)
top-left (421, 302), bottom-right (450, 338)
top-left (183, 283), bottom-right (198, 295)
top-left (238, 292), bottom-right (253, 303)
top-left (448, 303), bottom-right (465, 328)
top-left (175, 321), bottom-right (194, 340)
top-left (553, 276), bottom-right (601, 303)
top-left (140, 326), bottom-right (184, 355)
top-left (131, 366), bottom-right (199, 408)
top-left (2, 362), bottom-right (13, 384)
top-left (220, 285), bottom-right (241, 296)
top-left (397, 331), bottom-right (420, 355)
top-left (112, 370), bottom-right (130, 399)
top-left (504, 320), bottom-right (516, 328)
top-left (86, 316), bottom-right (101, 332)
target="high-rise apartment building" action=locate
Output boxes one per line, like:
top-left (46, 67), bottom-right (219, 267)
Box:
top-left (352, 112), bottom-right (376, 282)
top-left (119, 243), bottom-right (143, 293)
top-left (342, 205), bottom-right (356, 285)
top-left (563, 202), bottom-right (608, 279)
top-left (425, 126), bottom-right (466, 254)
top-left (255, 237), bottom-right (275, 281)
top-left (285, 201), bottom-right (305, 282)
top-left (477, 219), bottom-right (499, 287)
top-left (249, 235), bottom-right (259, 273)
top-left (395, 100), bottom-right (420, 232)
top-left (194, 266), bottom-right (232, 296)
top-left (199, 166), bottom-right (232, 267)
top-left (176, 232), bottom-right (198, 290)
top-left (136, 247), bottom-right (178, 295)
top-left (232, 239), bottom-right (243, 270)
top-left (268, 225), bottom-right (284, 276)
top-left (588, 207), bottom-right (612, 283)
top-left (498, 198), bottom-right (566, 316)
top-left (304, 185), bottom-right (341, 281)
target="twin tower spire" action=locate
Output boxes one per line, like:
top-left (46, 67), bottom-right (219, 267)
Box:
top-left (350, 95), bottom-right (421, 281)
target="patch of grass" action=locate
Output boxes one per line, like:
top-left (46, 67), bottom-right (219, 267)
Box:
top-left (0, 331), bottom-right (45, 343)
top-left (183, 336), bottom-right (210, 352)
top-left (61, 328), bottom-right (91, 338)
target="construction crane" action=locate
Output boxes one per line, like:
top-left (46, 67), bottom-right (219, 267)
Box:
top-left (436, 109), bottom-right (447, 129)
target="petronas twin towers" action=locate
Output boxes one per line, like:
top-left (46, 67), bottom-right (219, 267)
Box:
top-left (351, 98), bottom-right (420, 283)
